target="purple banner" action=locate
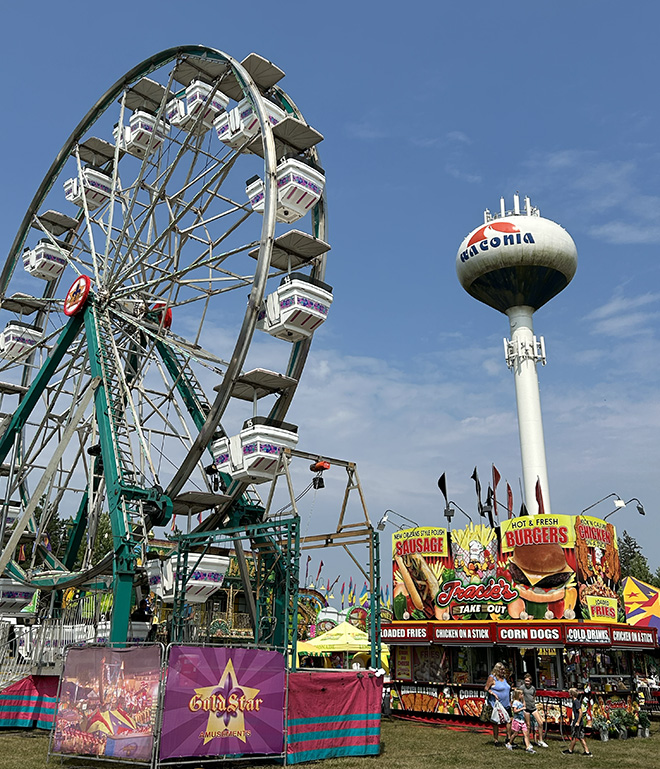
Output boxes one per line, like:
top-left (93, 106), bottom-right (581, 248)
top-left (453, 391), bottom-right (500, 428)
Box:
top-left (159, 646), bottom-right (285, 759)
top-left (52, 645), bottom-right (161, 762)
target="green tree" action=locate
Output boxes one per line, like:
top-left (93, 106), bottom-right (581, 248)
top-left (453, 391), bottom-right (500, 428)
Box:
top-left (618, 530), bottom-right (659, 587)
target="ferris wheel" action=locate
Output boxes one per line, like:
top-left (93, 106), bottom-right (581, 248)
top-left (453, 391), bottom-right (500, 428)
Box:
top-left (0, 46), bottom-right (330, 641)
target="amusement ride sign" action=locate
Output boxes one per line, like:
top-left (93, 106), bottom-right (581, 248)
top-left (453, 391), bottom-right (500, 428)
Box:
top-left (159, 646), bottom-right (285, 760)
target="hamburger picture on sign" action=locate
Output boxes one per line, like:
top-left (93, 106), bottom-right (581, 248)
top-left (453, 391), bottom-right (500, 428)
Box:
top-left (499, 515), bottom-right (578, 621)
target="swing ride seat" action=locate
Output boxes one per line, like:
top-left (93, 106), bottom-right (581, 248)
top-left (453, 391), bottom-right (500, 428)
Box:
top-left (113, 109), bottom-right (170, 158)
top-left (257, 272), bottom-right (333, 342)
top-left (214, 96), bottom-right (286, 150)
top-left (0, 321), bottom-right (43, 360)
top-left (22, 238), bottom-right (70, 281)
top-left (63, 165), bottom-right (112, 211)
top-left (212, 416), bottom-right (299, 484)
top-left (246, 155), bottom-right (325, 224)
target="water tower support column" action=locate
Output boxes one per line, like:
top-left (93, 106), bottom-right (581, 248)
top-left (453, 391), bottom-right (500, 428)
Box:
top-left (504, 305), bottom-right (551, 514)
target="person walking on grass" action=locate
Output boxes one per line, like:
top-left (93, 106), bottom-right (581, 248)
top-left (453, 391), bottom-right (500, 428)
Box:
top-left (510, 688), bottom-right (536, 754)
top-left (522, 672), bottom-right (548, 748)
top-left (562, 687), bottom-right (593, 757)
top-left (485, 662), bottom-right (512, 749)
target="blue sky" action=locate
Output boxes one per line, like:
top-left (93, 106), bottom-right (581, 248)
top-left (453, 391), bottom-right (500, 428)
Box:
top-left (1, 2), bottom-right (658, 585)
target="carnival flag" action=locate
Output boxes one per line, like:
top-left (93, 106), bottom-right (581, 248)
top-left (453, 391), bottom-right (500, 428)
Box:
top-left (492, 465), bottom-right (501, 518)
top-left (304, 554), bottom-right (311, 585)
top-left (520, 502), bottom-right (530, 517)
top-left (622, 576), bottom-right (660, 632)
top-left (535, 477), bottom-right (545, 516)
top-left (359, 581), bottom-right (369, 606)
top-left (315, 560), bottom-right (324, 585)
top-left (471, 467), bottom-right (484, 517)
top-left (42, 533), bottom-right (52, 552)
top-left (385, 583), bottom-right (390, 608)
top-left (506, 482), bottom-right (514, 519)
top-left (485, 486), bottom-right (495, 528)
top-left (437, 472), bottom-right (448, 504)
top-left (340, 582), bottom-right (345, 608)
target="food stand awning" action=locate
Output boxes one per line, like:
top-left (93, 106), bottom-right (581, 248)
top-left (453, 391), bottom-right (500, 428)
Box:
top-left (307, 621), bottom-right (389, 654)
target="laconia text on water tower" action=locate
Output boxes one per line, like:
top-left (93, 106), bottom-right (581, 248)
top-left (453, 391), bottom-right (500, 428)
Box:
top-left (456, 194), bottom-right (578, 514)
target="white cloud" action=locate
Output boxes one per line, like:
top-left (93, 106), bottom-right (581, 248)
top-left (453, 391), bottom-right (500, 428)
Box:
top-left (523, 150), bottom-right (660, 245)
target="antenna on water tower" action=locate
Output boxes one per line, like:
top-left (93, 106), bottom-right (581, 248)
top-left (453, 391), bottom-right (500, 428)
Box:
top-left (456, 196), bottom-right (578, 515)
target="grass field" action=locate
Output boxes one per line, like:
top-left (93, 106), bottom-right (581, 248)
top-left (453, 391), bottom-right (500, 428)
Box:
top-left (0, 718), bottom-right (655, 768)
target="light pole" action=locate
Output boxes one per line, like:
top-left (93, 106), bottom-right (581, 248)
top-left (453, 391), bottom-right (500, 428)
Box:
top-left (376, 509), bottom-right (419, 531)
top-left (444, 500), bottom-right (473, 526)
top-left (581, 493), bottom-right (625, 514)
top-left (604, 498), bottom-right (646, 520)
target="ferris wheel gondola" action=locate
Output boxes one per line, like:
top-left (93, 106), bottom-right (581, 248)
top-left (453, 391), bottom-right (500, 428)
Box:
top-left (0, 46), bottom-right (330, 641)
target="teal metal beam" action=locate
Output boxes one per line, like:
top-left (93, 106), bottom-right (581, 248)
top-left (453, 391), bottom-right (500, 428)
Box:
top-left (63, 490), bottom-right (89, 570)
top-left (0, 313), bottom-right (84, 465)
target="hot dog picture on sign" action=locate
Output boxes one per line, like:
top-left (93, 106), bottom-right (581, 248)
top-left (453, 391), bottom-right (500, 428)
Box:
top-left (392, 528), bottom-right (449, 620)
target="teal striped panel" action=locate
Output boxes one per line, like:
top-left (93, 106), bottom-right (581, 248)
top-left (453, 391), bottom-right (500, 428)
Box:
top-left (288, 744), bottom-right (379, 764)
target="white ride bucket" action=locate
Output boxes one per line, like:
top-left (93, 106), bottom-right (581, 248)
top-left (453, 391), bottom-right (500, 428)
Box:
top-left (257, 273), bottom-right (333, 342)
top-left (212, 417), bottom-right (299, 483)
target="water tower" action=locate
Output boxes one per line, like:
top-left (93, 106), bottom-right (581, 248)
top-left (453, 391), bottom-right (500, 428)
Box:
top-left (456, 194), bottom-right (578, 514)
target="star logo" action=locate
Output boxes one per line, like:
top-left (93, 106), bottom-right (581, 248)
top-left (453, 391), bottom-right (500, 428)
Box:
top-left (193, 658), bottom-right (261, 745)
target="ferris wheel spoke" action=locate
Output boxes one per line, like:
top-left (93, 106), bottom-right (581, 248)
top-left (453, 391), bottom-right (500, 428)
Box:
top-left (109, 155), bottom-right (241, 292)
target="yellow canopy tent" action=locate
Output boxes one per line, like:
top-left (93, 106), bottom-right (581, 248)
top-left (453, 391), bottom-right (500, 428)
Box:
top-left (305, 621), bottom-right (389, 670)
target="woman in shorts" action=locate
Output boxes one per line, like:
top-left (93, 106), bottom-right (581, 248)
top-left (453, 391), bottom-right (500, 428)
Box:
top-left (485, 662), bottom-right (512, 748)
top-left (522, 672), bottom-right (548, 747)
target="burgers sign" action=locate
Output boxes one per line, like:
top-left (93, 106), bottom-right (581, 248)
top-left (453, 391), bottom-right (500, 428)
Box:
top-left (500, 515), bottom-right (578, 621)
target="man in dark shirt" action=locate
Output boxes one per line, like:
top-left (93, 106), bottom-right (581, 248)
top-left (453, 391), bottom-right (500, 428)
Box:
top-left (130, 599), bottom-right (152, 622)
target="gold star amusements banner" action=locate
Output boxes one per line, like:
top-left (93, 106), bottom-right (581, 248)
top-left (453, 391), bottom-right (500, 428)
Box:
top-left (159, 646), bottom-right (286, 760)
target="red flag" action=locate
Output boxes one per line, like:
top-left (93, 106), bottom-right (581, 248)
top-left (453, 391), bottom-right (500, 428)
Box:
top-left (492, 465), bottom-right (501, 518)
top-left (315, 560), bottom-right (324, 584)
top-left (506, 483), bottom-right (513, 519)
top-left (535, 477), bottom-right (545, 516)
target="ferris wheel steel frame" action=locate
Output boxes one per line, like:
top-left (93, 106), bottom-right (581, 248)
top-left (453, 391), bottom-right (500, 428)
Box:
top-left (0, 45), bottom-right (328, 644)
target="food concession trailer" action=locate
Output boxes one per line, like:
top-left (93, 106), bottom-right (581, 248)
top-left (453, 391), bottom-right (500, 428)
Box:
top-left (381, 516), bottom-right (659, 727)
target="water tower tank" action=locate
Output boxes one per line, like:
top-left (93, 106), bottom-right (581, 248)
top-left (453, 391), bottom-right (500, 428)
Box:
top-left (455, 194), bottom-right (578, 515)
top-left (456, 194), bottom-right (577, 312)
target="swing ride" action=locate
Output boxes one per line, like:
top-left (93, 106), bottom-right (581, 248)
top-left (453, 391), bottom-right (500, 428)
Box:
top-left (0, 46), bottom-right (333, 645)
